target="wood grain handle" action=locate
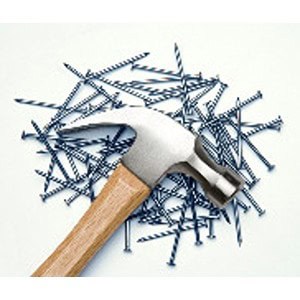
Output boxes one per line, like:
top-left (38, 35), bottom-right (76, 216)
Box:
top-left (32, 163), bottom-right (150, 277)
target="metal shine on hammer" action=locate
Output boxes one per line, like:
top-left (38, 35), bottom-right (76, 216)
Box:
top-left (32, 106), bottom-right (244, 277)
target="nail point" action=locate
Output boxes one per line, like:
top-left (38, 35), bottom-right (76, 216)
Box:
top-left (258, 210), bottom-right (266, 217)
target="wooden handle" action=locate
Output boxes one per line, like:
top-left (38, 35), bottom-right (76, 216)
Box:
top-left (32, 163), bottom-right (150, 277)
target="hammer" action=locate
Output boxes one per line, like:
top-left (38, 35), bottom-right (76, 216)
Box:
top-left (32, 107), bottom-right (244, 276)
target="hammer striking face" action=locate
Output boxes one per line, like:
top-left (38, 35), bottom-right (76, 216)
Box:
top-left (32, 106), bottom-right (243, 277)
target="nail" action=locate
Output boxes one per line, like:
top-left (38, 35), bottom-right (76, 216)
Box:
top-left (201, 135), bottom-right (253, 188)
top-left (46, 90), bottom-right (102, 129)
top-left (188, 179), bottom-right (203, 246)
top-left (151, 190), bottom-right (175, 226)
top-left (116, 79), bottom-right (160, 95)
top-left (189, 82), bottom-right (218, 107)
top-left (210, 81), bottom-right (228, 111)
top-left (236, 97), bottom-right (243, 169)
top-left (64, 160), bottom-right (114, 205)
top-left (15, 98), bottom-right (83, 113)
top-left (167, 198), bottom-right (189, 266)
top-left (44, 157), bottom-right (55, 192)
top-left (199, 91), bottom-right (263, 130)
top-left (242, 188), bottom-right (266, 216)
top-left (31, 121), bottom-right (70, 180)
top-left (36, 170), bottom-right (88, 201)
top-left (149, 81), bottom-right (204, 97)
top-left (43, 81), bottom-right (82, 134)
top-left (220, 208), bottom-right (231, 224)
top-left (22, 132), bottom-right (87, 144)
top-left (150, 79), bottom-right (216, 106)
top-left (132, 63), bottom-right (179, 76)
top-left (209, 118), bottom-right (260, 184)
top-left (227, 117), bottom-right (275, 171)
top-left (17, 45), bottom-right (283, 266)
top-left (232, 198), bottom-right (243, 246)
top-left (174, 43), bottom-right (192, 115)
top-left (206, 218), bottom-right (216, 239)
top-left (137, 221), bottom-right (206, 243)
top-left (93, 75), bottom-right (153, 105)
top-left (86, 157), bottom-right (95, 201)
top-left (124, 219), bottom-right (132, 253)
top-left (236, 198), bottom-right (251, 213)
top-left (89, 52), bottom-right (150, 79)
top-left (127, 76), bottom-right (191, 86)
top-left (54, 143), bottom-right (113, 181)
top-left (242, 117), bottom-right (282, 132)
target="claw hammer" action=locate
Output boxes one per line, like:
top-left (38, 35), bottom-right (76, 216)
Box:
top-left (32, 107), bottom-right (244, 276)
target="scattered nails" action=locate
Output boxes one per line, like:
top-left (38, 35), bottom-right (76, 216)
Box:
top-left (16, 44), bottom-right (282, 265)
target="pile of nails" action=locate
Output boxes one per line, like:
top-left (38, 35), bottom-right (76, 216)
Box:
top-left (16, 44), bottom-right (283, 266)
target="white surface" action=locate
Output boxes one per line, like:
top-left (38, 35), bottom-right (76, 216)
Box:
top-left (0, 24), bottom-right (299, 276)
top-left (1, 0), bottom-right (300, 22)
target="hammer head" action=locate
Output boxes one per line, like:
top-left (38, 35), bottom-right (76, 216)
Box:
top-left (61, 107), bottom-right (244, 207)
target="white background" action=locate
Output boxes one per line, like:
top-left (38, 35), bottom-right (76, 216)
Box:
top-left (0, 23), bottom-right (299, 277)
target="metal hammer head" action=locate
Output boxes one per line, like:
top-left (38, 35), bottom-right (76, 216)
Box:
top-left (60, 107), bottom-right (244, 207)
